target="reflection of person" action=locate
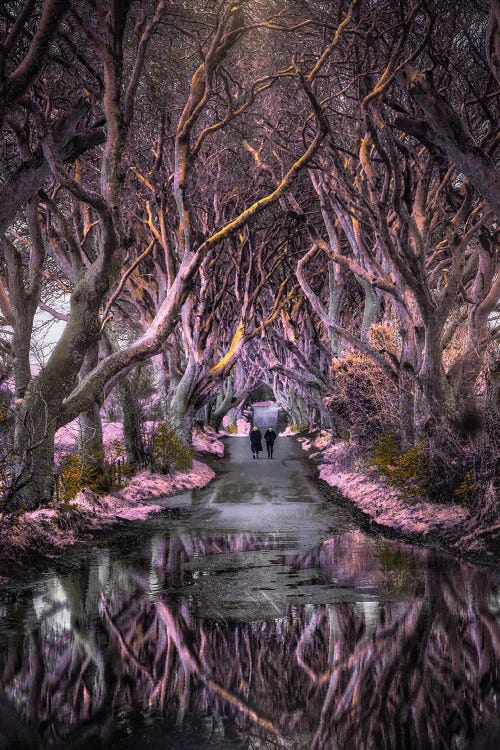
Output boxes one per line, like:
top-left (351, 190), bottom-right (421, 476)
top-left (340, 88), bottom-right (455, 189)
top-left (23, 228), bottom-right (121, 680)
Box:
top-left (250, 426), bottom-right (263, 458)
top-left (264, 427), bottom-right (277, 458)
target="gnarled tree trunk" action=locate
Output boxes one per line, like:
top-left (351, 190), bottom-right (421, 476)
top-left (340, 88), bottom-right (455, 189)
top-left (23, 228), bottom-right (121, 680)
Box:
top-left (168, 355), bottom-right (197, 450)
top-left (209, 373), bottom-right (236, 432)
top-left (116, 373), bottom-right (147, 468)
top-left (78, 345), bottom-right (105, 473)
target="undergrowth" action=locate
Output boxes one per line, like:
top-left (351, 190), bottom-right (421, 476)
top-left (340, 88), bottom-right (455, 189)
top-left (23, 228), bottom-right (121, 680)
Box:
top-left (148, 422), bottom-right (193, 473)
top-left (372, 435), bottom-right (428, 497)
top-left (56, 453), bottom-right (134, 512)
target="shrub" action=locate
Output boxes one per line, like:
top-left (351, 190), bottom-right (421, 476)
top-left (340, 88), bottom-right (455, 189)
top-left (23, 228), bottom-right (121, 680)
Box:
top-left (109, 438), bottom-right (126, 459)
top-left (326, 353), bottom-right (399, 443)
top-left (422, 421), bottom-right (479, 503)
top-left (372, 434), bottom-right (428, 497)
top-left (453, 470), bottom-right (476, 503)
top-left (149, 422), bottom-right (193, 473)
top-left (56, 453), bottom-right (134, 508)
top-left (368, 324), bottom-right (401, 359)
top-left (227, 423), bottom-right (238, 434)
top-left (57, 454), bottom-right (109, 505)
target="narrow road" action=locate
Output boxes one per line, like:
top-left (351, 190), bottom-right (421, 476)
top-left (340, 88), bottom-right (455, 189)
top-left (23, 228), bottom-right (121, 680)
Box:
top-left (162, 435), bottom-right (357, 620)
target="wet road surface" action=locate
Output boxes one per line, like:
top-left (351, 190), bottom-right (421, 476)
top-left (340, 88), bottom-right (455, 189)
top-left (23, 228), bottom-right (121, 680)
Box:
top-left (1, 435), bottom-right (499, 750)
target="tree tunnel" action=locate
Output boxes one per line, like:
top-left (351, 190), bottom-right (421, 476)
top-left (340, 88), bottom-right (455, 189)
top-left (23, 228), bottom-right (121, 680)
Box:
top-left (0, 0), bottom-right (497, 512)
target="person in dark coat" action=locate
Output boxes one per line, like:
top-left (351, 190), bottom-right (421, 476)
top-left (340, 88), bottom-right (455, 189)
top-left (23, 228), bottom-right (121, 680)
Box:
top-left (250, 426), bottom-right (263, 458)
top-left (264, 427), bottom-right (277, 458)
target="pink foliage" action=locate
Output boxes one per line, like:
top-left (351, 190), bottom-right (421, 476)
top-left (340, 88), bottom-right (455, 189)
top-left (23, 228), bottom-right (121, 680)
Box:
top-left (55, 418), bottom-right (153, 461)
top-left (55, 420), bottom-right (225, 460)
top-left (74, 460), bottom-right (215, 522)
top-left (192, 426), bottom-right (225, 456)
top-left (9, 420), bottom-right (222, 561)
top-left (54, 418), bottom-right (126, 460)
top-left (221, 415), bottom-right (251, 435)
top-left (1, 460), bottom-right (215, 562)
top-left (301, 437), bottom-right (471, 541)
top-left (279, 425), bottom-right (298, 436)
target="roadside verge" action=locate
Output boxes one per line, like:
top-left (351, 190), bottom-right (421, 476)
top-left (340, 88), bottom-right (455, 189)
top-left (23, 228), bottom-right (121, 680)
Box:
top-left (300, 432), bottom-right (499, 565)
top-left (0, 427), bottom-right (224, 572)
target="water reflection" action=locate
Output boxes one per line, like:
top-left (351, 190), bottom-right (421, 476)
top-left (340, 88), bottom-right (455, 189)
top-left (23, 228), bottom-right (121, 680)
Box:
top-left (1, 529), bottom-right (499, 749)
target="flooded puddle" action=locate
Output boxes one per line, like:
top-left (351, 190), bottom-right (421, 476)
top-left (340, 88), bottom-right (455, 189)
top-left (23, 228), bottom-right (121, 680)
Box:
top-left (1, 437), bottom-right (499, 749)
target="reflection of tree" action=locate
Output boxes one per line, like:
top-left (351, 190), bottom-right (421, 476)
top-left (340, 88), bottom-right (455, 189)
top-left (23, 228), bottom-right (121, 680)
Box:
top-left (288, 541), bottom-right (500, 750)
top-left (283, 531), bottom-right (423, 595)
top-left (0, 533), bottom-right (499, 749)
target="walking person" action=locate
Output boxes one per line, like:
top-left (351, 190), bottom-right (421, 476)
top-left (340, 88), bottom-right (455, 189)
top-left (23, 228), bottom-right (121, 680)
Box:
top-left (264, 427), bottom-right (277, 458)
top-left (250, 425), bottom-right (263, 459)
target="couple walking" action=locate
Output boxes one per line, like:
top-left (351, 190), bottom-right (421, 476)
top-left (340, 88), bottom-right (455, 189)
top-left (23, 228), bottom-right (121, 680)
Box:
top-left (250, 426), bottom-right (276, 459)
